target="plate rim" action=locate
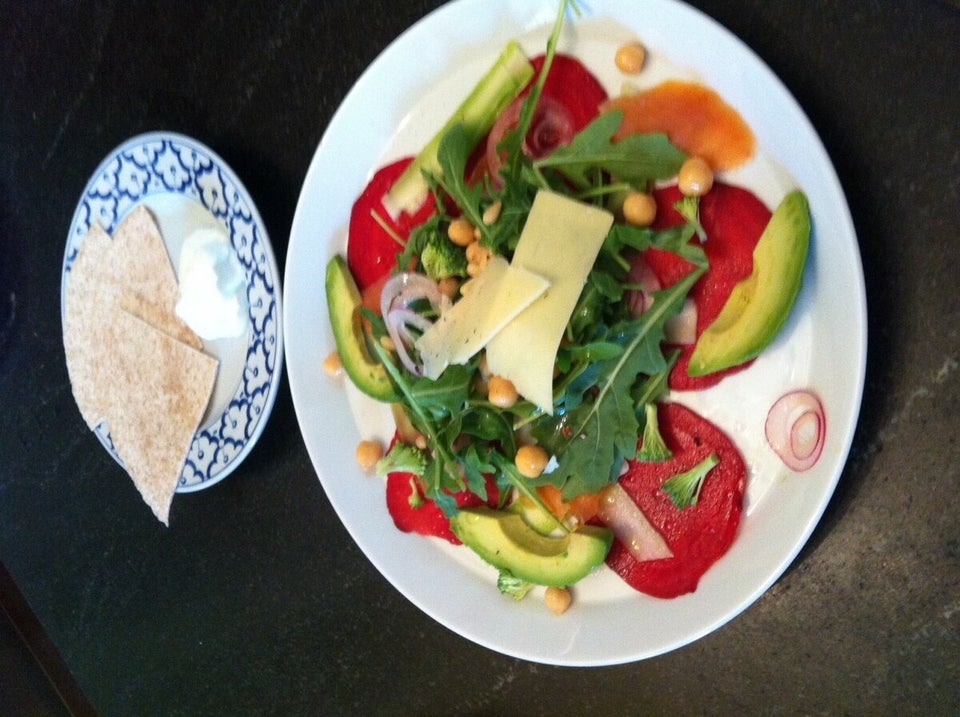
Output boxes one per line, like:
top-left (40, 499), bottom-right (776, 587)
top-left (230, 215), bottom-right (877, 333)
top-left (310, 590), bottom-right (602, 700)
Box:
top-left (283, 0), bottom-right (866, 665)
top-left (62, 130), bottom-right (285, 493)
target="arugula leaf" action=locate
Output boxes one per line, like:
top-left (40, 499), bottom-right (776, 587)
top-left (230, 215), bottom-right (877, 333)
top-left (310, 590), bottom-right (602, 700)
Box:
top-left (533, 112), bottom-right (687, 190)
top-left (530, 266), bottom-right (704, 499)
top-left (631, 348), bottom-right (678, 410)
top-left (372, 340), bottom-right (466, 501)
top-left (459, 406), bottom-right (517, 456)
top-left (406, 364), bottom-right (472, 421)
top-left (434, 124), bottom-right (487, 232)
top-left (459, 442), bottom-right (497, 502)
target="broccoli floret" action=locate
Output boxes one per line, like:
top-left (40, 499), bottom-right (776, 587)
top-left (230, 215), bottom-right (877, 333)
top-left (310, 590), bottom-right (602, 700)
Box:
top-left (637, 403), bottom-right (673, 463)
top-left (375, 441), bottom-right (429, 477)
top-left (420, 228), bottom-right (468, 281)
top-left (497, 570), bottom-right (534, 601)
top-left (661, 453), bottom-right (719, 510)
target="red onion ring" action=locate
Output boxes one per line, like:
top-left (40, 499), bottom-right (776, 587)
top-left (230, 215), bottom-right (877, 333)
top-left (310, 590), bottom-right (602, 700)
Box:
top-left (597, 483), bottom-right (673, 562)
top-left (379, 272), bottom-right (450, 318)
top-left (485, 95), bottom-right (575, 186)
top-left (765, 390), bottom-right (826, 472)
top-left (385, 308), bottom-right (434, 376)
top-left (379, 273), bottom-right (450, 376)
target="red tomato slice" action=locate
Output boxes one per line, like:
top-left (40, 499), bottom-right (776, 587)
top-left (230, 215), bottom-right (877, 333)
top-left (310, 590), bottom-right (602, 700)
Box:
top-left (347, 158), bottom-right (436, 291)
top-left (605, 402), bottom-right (746, 598)
top-left (643, 182), bottom-right (772, 391)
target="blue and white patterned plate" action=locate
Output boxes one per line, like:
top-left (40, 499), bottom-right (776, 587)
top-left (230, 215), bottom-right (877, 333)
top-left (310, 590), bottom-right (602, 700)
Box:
top-left (61, 132), bottom-right (283, 492)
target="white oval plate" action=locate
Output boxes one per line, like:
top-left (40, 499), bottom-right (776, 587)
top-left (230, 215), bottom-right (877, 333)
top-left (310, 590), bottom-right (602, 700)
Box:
top-left (63, 132), bottom-right (284, 492)
top-left (284, 0), bottom-right (866, 665)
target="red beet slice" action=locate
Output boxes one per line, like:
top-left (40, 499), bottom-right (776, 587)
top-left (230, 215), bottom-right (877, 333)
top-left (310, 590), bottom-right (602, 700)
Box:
top-left (605, 402), bottom-right (746, 598)
top-left (644, 183), bottom-right (772, 391)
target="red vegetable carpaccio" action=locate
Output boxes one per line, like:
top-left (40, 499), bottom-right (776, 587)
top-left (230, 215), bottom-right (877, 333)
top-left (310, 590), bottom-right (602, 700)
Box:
top-left (605, 402), bottom-right (746, 599)
top-left (386, 468), bottom-right (500, 545)
top-left (348, 158), bottom-right (436, 291)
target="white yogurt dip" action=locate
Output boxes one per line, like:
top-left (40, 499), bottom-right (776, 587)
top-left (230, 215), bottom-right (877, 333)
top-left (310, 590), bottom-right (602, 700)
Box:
top-left (175, 227), bottom-right (248, 340)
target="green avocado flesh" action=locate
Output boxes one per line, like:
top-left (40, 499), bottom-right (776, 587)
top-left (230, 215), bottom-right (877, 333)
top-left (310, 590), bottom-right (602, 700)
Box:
top-left (688, 190), bottom-right (811, 377)
top-left (450, 507), bottom-right (613, 587)
top-left (509, 497), bottom-right (565, 536)
top-left (325, 256), bottom-right (400, 402)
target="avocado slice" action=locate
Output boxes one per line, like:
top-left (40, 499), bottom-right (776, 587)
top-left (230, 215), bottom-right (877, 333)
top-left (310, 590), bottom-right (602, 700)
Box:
top-left (688, 190), bottom-right (811, 377)
top-left (325, 256), bottom-right (400, 402)
top-left (508, 496), bottom-right (565, 536)
top-left (450, 507), bottom-right (613, 587)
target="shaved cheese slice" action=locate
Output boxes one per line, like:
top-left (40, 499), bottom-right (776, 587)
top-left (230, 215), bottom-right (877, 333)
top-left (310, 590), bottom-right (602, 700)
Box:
top-left (486, 191), bottom-right (613, 413)
top-left (416, 254), bottom-right (549, 379)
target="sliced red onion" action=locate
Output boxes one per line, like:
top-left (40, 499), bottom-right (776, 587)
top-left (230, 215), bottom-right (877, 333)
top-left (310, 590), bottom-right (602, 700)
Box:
top-left (379, 273), bottom-right (450, 376)
top-left (664, 298), bottom-right (698, 345)
top-left (525, 96), bottom-right (575, 156)
top-left (485, 95), bottom-right (575, 186)
top-left (626, 254), bottom-right (661, 316)
top-left (379, 272), bottom-right (450, 318)
top-left (597, 483), bottom-right (673, 562)
top-left (765, 390), bottom-right (826, 472)
top-left (385, 308), bottom-right (431, 376)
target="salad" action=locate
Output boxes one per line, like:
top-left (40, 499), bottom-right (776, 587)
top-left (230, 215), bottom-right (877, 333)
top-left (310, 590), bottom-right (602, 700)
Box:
top-left (323, 0), bottom-right (823, 614)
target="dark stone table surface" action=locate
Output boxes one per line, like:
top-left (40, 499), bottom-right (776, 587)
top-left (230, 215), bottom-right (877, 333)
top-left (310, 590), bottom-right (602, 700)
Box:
top-left (2, 1), bottom-right (958, 714)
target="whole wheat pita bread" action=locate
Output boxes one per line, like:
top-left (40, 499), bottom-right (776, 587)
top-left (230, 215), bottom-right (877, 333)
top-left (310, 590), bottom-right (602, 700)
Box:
top-left (104, 309), bottom-right (218, 524)
top-left (63, 205), bottom-right (219, 524)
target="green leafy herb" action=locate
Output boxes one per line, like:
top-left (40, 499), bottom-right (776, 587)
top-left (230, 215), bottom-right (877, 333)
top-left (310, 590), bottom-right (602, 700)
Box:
top-left (533, 112), bottom-right (687, 190)
top-left (530, 266), bottom-right (704, 499)
top-left (661, 453), bottom-right (720, 509)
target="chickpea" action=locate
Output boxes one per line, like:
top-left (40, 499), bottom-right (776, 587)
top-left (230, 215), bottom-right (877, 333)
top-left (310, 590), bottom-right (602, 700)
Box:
top-left (545, 586), bottom-right (572, 615)
top-left (437, 276), bottom-right (460, 300)
top-left (678, 156), bottom-right (714, 197)
top-left (615, 42), bottom-right (646, 74)
top-left (447, 217), bottom-right (476, 247)
top-left (466, 241), bottom-right (493, 277)
top-left (355, 440), bottom-right (384, 473)
top-left (622, 191), bottom-right (657, 227)
top-left (482, 200), bottom-right (503, 225)
top-left (487, 375), bottom-right (518, 409)
top-left (323, 351), bottom-right (343, 377)
top-left (515, 444), bottom-right (550, 479)
top-left (465, 241), bottom-right (492, 266)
